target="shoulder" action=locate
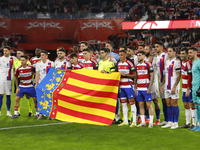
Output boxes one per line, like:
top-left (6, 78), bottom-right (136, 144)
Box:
top-left (126, 59), bottom-right (134, 67)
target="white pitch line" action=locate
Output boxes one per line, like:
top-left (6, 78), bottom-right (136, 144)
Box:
top-left (0, 122), bottom-right (72, 131)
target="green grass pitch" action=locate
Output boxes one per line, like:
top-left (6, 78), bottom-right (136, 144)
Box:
top-left (0, 83), bottom-right (199, 150)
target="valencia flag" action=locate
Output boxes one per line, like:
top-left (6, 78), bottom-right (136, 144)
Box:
top-left (36, 68), bottom-right (120, 125)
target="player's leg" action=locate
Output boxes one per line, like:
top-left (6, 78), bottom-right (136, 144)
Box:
top-left (137, 91), bottom-right (146, 127)
top-left (0, 80), bottom-right (5, 116)
top-left (118, 88), bottom-right (128, 126)
top-left (145, 92), bottom-right (154, 128)
top-left (25, 93), bottom-right (33, 117)
top-left (190, 102), bottom-right (196, 129)
top-left (26, 87), bottom-right (39, 117)
top-left (153, 98), bottom-right (160, 125)
top-left (161, 93), bottom-right (173, 128)
top-left (189, 90), bottom-right (196, 129)
top-left (5, 80), bottom-right (12, 116)
top-left (171, 98), bottom-right (179, 129)
top-left (158, 83), bottom-right (168, 125)
top-left (137, 101), bottom-right (146, 127)
top-left (145, 103), bottom-right (150, 124)
top-left (11, 96), bottom-right (22, 118)
top-left (195, 103), bottom-right (200, 132)
top-left (190, 89), bottom-right (200, 131)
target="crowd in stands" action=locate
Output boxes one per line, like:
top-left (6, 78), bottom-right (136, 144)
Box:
top-left (108, 30), bottom-right (200, 53)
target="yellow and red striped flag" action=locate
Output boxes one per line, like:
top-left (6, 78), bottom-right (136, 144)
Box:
top-left (50, 68), bottom-right (120, 125)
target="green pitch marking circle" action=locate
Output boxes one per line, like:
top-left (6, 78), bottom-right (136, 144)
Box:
top-left (54, 105), bottom-right (56, 109)
top-left (61, 83), bottom-right (64, 87)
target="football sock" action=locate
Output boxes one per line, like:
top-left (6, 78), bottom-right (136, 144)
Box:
top-left (198, 105), bottom-right (200, 123)
top-left (122, 103), bottom-right (128, 123)
top-left (18, 99), bottom-right (22, 114)
top-left (130, 102), bottom-right (137, 123)
top-left (155, 109), bottom-right (160, 120)
top-left (27, 98), bottom-right (33, 113)
top-left (14, 106), bottom-right (18, 115)
top-left (163, 103), bottom-right (168, 122)
top-left (173, 106), bottom-right (179, 123)
top-left (167, 106), bottom-right (173, 122)
top-left (115, 98), bottom-right (120, 115)
top-left (0, 95), bottom-right (3, 111)
top-left (6, 95), bottom-right (11, 111)
top-left (141, 115), bottom-right (145, 123)
top-left (145, 108), bottom-right (149, 120)
top-left (191, 108), bottom-right (196, 126)
top-left (195, 105), bottom-right (199, 123)
top-left (185, 109), bottom-right (191, 125)
top-left (128, 103), bottom-right (132, 121)
top-left (150, 115), bottom-right (154, 124)
top-left (137, 105), bottom-right (140, 115)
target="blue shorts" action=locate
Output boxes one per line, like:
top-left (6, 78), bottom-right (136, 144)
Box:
top-left (16, 87), bottom-right (36, 98)
top-left (182, 91), bottom-right (193, 103)
top-left (120, 88), bottom-right (135, 99)
top-left (136, 91), bottom-right (152, 102)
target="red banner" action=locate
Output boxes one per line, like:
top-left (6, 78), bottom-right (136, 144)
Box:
top-left (122, 20), bottom-right (200, 30)
top-left (0, 18), bottom-right (124, 50)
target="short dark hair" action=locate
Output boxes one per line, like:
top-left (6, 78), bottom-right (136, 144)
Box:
top-left (155, 41), bottom-right (164, 47)
top-left (100, 48), bottom-right (109, 53)
top-left (36, 47), bottom-right (42, 50)
top-left (74, 44), bottom-right (80, 48)
top-left (139, 44), bottom-right (145, 48)
top-left (58, 48), bottom-right (66, 53)
top-left (119, 50), bottom-right (126, 54)
top-left (82, 48), bottom-right (90, 53)
top-left (88, 47), bottom-right (93, 53)
top-left (180, 47), bottom-right (188, 54)
top-left (41, 50), bottom-right (48, 55)
top-left (106, 42), bottom-right (113, 47)
top-left (168, 46), bottom-right (177, 53)
top-left (189, 47), bottom-right (198, 52)
top-left (145, 45), bottom-right (152, 50)
top-left (70, 53), bottom-right (78, 58)
top-left (57, 46), bottom-right (64, 50)
top-left (4, 46), bottom-right (11, 51)
top-left (127, 46), bottom-right (135, 51)
top-left (80, 41), bottom-right (88, 46)
top-left (120, 46), bottom-right (127, 51)
top-left (137, 51), bottom-right (146, 55)
top-left (21, 55), bottom-right (29, 60)
top-left (17, 49), bottom-right (24, 53)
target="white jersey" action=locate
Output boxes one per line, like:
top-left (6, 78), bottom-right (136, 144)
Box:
top-left (36, 60), bottom-right (55, 83)
top-left (165, 58), bottom-right (181, 91)
top-left (54, 59), bottom-right (71, 69)
top-left (0, 55), bottom-right (16, 81)
top-left (156, 52), bottom-right (169, 83)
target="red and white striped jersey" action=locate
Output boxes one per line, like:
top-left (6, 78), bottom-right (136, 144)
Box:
top-left (14, 65), bottom-right (35, 87)
top-left (0, 56), bottom-right (16, 81)
top-left (181, 59), bottom-right (192, 92)
top-left (83, 58), bottom-right (98, 70)
top-left (78, 52), bottom-right (84, 63)
top-left (117, 59), bottom-right (136, 88)
top-left (165, 58), bottom-right (181, 90)
top-left (54, 59), bottom-right (71, 69)
top-left (156, 52), bottom-right (169, 83)
top-left (136, 61), bottom-right (154, 91)
top-left (71, 61), bottom-right (84, 70)
top-left (36, 60), bottom-right (55, 83)
top-left (30, 57), bottom-right (41, 68)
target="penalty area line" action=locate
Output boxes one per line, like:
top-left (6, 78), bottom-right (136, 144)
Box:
top-left (0, 122), bottom-right (72, 131)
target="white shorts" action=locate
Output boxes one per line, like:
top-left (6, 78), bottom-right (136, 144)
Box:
top-left (151, 81), bottom-right (159, 99)
top-left (159, 83), bottom-right (166, 99)
top-left (165, 89), bottom-right (179, 100)
top-left (0, 80), bottom-right (12, 95)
